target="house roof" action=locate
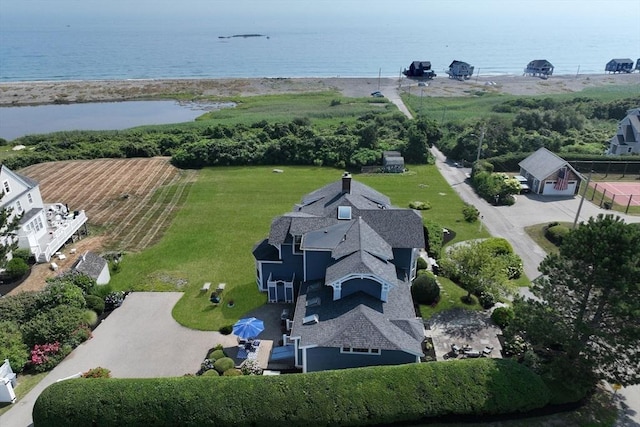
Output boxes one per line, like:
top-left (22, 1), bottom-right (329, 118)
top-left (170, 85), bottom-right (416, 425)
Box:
top-left (292, 280), bottom-right (423, 355)
top-left (0, 165), bottom-right (40, 206)
top-left (609, 58), bottom-right (633, 64)
top-left (527, 59), bottom-right (553, 68)
top-left (72, 251), bottom-right (107, 279)
top-left (325, 250), bottom-right (397, 287)
top-left (449, 60), bottom-right (471, 68)
top-left (252, 238), bottom-right (280, 261)
top-left (519, 147), bottom-right (580, 180)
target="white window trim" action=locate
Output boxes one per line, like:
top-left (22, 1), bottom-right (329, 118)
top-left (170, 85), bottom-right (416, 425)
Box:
top-left (3, 181), bottom-right (10, 194)
top-left (340, 347), bottom-right (381, 355)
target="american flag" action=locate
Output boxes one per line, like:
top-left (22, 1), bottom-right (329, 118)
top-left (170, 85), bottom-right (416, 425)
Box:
top-left (554, 167), bottom-right (569, 191)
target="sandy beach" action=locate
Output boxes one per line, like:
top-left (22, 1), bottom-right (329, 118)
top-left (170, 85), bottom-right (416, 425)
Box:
top-left (1, 73), bottom-right (638, 106)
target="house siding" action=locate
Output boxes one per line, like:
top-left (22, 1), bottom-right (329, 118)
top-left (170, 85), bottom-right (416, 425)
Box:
top-left (340, 278), bottom-right (382, 300)
top-left (392, 248), bottom-right (413, 278)
top-left (304, 251), bottom-right (331, 281)
top-left (305, 347), bottom-right (417, 372)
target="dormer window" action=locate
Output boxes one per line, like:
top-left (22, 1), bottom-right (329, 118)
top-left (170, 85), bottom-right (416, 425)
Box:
top-left (337, 206), bottom-right (351, 220)
top-left (293, 235), bottom-right (302, 254)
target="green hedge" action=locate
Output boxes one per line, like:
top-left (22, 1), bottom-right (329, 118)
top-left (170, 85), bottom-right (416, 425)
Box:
top-left (33, 359), bottom-right (550, 427)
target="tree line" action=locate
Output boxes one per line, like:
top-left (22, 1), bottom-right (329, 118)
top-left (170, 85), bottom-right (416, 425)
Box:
top-left (438, 96), bottom-right (640, 163)
top-left (2, 113), bottom-right (442, 171)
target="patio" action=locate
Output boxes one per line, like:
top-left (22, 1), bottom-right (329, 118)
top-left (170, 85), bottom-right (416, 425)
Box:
top-left (425, 308), bottom-right (503, 361)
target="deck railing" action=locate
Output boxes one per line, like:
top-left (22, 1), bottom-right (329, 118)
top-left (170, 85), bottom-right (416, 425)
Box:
top-left (38, 210), bottom-right (87, 262)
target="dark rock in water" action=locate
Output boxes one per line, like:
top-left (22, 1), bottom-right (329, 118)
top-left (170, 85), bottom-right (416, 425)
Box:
top-left (218, 34), bottom-right (267, 39)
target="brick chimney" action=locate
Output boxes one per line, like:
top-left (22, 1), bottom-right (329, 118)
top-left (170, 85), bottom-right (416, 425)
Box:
top-left (342, 172), bottom-right (352, 194)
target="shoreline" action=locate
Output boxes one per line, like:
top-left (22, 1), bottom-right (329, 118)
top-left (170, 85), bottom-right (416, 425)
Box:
top-left (1, 73), bottom-right (639, 106)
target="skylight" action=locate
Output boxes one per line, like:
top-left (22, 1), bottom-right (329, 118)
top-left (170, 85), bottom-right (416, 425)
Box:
top-left (337, 205), bottom-right (352, 220)
top-left (306, 297), bottom-right (321, 307)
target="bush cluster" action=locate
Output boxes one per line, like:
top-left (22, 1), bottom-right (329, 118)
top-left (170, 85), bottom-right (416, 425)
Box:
top-left (0, 273), bottom-right (107, 373)
top-left (33, 359), bottom-right (550, 426)
top-left (411, 272), bottom-right (440, 305)
top-left (409, 200), bottom-right (431, 210)
top-left (462, 203), bottom-right (480, 222)
top-left (545, 224), bottom-right (570, 246)
top-left (491, 307), bottom-right (515, 329)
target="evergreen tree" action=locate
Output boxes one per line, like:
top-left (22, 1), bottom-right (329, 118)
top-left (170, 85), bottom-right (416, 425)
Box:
top-left (509, 215), bottom-right (640, 388)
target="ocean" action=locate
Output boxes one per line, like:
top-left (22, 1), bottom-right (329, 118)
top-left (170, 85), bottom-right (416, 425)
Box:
top-left (1, 0), bottom-right (639, 81)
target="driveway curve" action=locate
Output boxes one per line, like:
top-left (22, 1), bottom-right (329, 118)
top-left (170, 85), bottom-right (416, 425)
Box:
top-left (1, 292), bottom-right (237, 427)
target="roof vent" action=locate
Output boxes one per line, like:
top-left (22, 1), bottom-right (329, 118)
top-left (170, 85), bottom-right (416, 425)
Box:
top-left (303, 314), bottom-right (319, 325)
top-left (306, 297), bottom-right (321, 307)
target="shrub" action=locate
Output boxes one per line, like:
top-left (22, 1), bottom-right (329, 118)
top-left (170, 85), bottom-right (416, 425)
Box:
top-left (0, 291), bottom-right (43, 323)
top-left (67, 325), bottom-right (92, 347)
top-left (0, 320), bottom-right (29, 372)
top-left (104, 291), bottom-right (125, 311)
top-left (82, 367), bottom-right (111, 378)
top-left (21, 305), bottom-right (88, 348)
top-left (85, 295), bottom-right (105, 315)
top-left (409, 201), bottom-right (431, 210)
top-left (462, 203), bottom-right (480, 222)
top-left (503, 253), bottom-right (523, 279)
top-left (411, 272), bottom-right (440, 305)
top-left (202, 369), bottom-right (219, 376)
top-left (241, 359), bottom-right (263, 376)
top-left (6, 257), bottom-right (29, 279)
top-left (546, 224), bottom-right (570, 245)
top-left (416, 256), bottom-right (429, 271)
top-left (29, 342), bottom-right (71, 373)
top-left (34, 359), bottom-right (551, 426)
top-left (40, 281), bottom-right (86, 310)
top-left (82, 309), bottom-right (98, 327)
top-left (213, 357), bottom-right (235, 374)
top-left (12, 248), bottom-right (32, 263)
top-left (479, 238), bottom-right (513, 256)
top-left (491, 307), bottom-right (515, 329)
top-left (423, 220), bottom-right (443, 259)
top-left (222, 369), bottom-right (243, 376)
top-left (207, 349), bottom-right (226, 361)
top-left (219, 324), bottom-right (233, 335)
top-left (479, 292), bottom-right (496, 309)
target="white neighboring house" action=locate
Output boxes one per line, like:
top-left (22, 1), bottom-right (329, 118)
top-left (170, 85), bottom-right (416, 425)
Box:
top-left (72, 251), bottom-right (110, 285)
top-left (607, 108), bottom-right (640, 155)
top-left (0, 165), bottom-right (88, 263)
top-left (518, 147), bottom-right (582, 196)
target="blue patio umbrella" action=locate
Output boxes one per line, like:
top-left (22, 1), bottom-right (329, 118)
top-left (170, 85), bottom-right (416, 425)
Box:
top-left (232, 317), bottom-right (265, 340)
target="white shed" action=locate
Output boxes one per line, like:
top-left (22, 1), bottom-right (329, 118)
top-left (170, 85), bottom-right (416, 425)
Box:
top-left (72, 251), bottom-right (110, 285)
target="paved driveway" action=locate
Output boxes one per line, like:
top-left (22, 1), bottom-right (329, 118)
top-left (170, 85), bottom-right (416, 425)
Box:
top-left (1, 292), bottom-right (237, 427)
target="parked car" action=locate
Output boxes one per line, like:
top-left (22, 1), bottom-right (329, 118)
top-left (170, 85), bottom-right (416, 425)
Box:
top-left (371, 91), bottom-right (383, 97)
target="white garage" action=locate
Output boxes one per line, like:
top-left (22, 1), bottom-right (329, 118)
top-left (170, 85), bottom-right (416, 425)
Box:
top-left (519, 148), bottom-right (583, 196)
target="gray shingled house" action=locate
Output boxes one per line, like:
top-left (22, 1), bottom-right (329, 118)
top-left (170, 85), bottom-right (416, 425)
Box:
top-left (607, 108), bottom-right (640, 155)
top-left (252, 173), bottom-right (425, 372)
top-left (605, 58), bottom-right (634, 73)
top-left (72, 251), bottom-right (110, 285)
top-left (524, 59), bottom-right (554, 77)
top-left (518, 147), bottom-right (582, 196)
top-left (446, 60), bottom-right (474, 80)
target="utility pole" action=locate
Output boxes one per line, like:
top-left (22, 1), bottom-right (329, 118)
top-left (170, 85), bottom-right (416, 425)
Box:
top-left (573, 169), bottom-right (592, 229)
top-left (378, 68), bottom-right (381, 91)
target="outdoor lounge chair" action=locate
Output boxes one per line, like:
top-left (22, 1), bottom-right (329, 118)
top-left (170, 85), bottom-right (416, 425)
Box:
top-left (482, 346), bottom-right (494, 356)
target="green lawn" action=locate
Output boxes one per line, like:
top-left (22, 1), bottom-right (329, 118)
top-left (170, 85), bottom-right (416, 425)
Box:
top-left (109, 164), bottom-right (490, 330)
top-left (524, 222), bottom-right (571, 255)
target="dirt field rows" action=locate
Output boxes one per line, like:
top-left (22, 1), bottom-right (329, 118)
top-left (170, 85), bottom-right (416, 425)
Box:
top-left (21, 157), bottom-right (197, 253)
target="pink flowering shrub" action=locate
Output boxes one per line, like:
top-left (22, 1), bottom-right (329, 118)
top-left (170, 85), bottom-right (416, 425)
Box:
top-left (29, 342), bottom-right (69, 372)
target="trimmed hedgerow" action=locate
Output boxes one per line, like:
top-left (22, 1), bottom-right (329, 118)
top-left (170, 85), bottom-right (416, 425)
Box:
top-left (33, 359), bottom-right (550, 427)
